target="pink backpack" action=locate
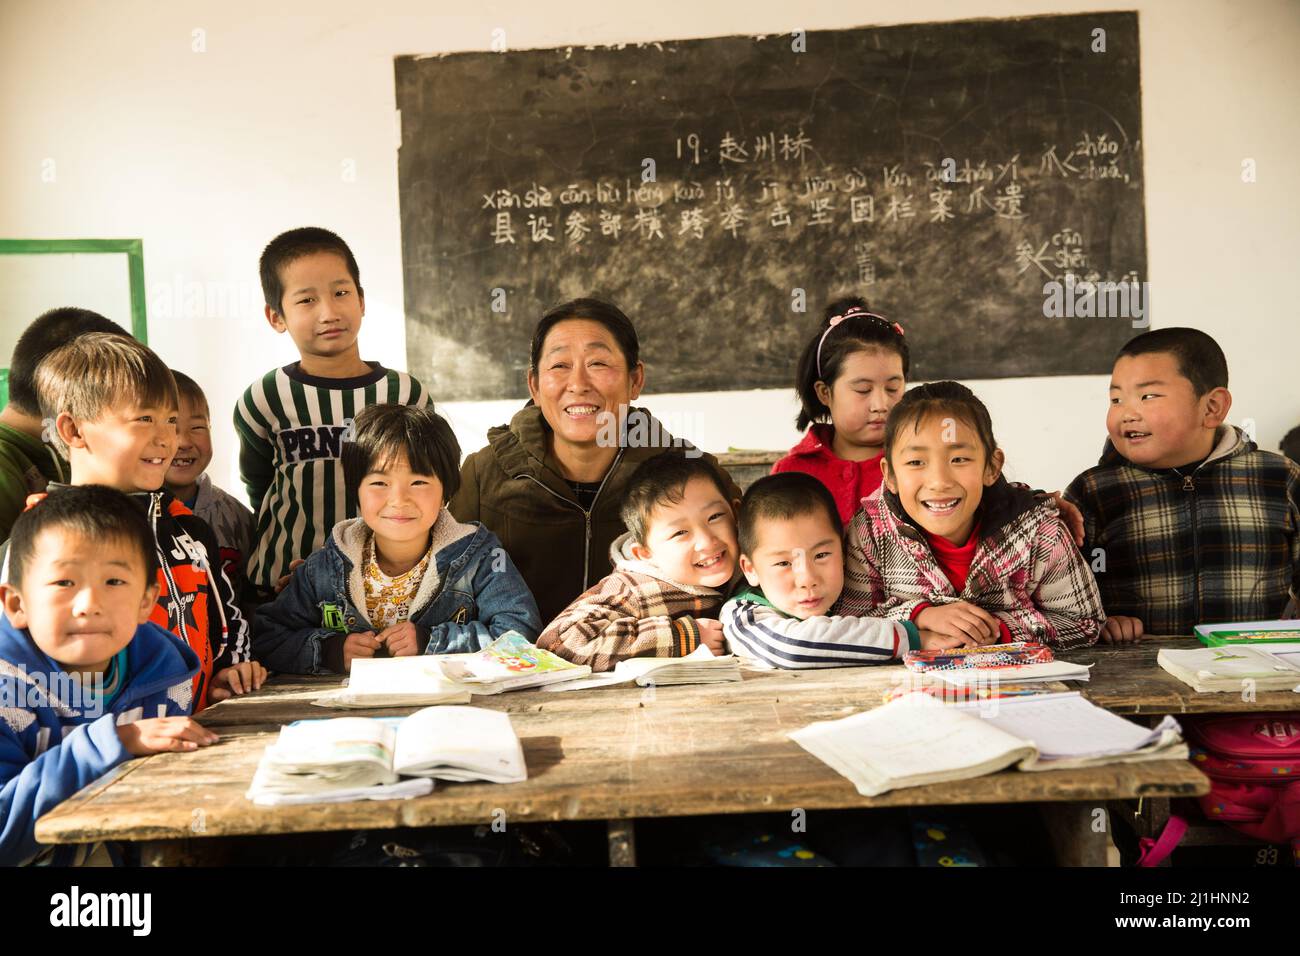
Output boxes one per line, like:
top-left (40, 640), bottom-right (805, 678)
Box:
top-left (1137, 713), bottom-right (1300, 866)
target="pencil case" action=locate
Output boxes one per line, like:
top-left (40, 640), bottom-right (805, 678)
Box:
top-left (902, 642), bottom-right (1055, 672)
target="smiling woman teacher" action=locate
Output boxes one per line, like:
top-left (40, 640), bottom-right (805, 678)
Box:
top-left (448, 298), bottom-right (742, 623)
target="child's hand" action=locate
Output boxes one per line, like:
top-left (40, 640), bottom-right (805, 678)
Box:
top-left (273, 558), bottom-right (307, 594)
top-left (378, 621), bottom-right (422, 657)
top-left (695, 618), bottom-right (727, 655)
top-left (1047, 492), bottom-right (1086, 547)
top-left (343, 631), bottom-right (382, 670)
top-left (915, 601), bottom-right (1001, 645)
top-left (117, 717), bottom-right (218, 756)
top-left (917, 629), bottom-right (976, 650)
top-left (209, 661), bottom-right (268, 701)
top-left (1100, 615), bottom-right (1144, 644)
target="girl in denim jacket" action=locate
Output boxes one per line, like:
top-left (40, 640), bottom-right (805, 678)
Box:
top-left (253, 404), bottom-right (541, 674)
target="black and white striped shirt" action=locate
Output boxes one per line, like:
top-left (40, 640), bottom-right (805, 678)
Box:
top-left (233, 362), bottom-right (430, 589)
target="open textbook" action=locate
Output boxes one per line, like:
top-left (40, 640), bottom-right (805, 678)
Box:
top-left (439, 631), bottom-right (591, 693)
top-left (1157, 644), bottom-right (1300, 693)
top-left (789, 691), bottom-right (1187, 797)
top-left (541, 644), bottom-right (741, 692)
top-left (246, 706), bottom-right (527, 806)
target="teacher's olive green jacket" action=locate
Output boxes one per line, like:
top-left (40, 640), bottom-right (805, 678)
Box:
top-left (448, 403), bottom-right (742, 625)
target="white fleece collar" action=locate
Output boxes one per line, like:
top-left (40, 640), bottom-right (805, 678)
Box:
top-left (331, 509), bottom-right (478, 624)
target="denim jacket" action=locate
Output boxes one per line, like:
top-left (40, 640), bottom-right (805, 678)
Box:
top-left (252, 511), bottom-right (542, 674)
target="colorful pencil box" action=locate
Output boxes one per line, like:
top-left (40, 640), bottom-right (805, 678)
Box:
top-left (902, 642), bottom-right (1055, 673)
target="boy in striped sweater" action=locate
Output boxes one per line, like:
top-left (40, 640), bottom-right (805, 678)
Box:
top-left (234, 227), bottom-right (431, 597)
top-left (537, 454), bottom-right (740, 671)
top-left (723, 473), bottom-right (966, 669)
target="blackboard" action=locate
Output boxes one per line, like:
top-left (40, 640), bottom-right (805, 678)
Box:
top-left (395, 13), bottom-right (1147, 401)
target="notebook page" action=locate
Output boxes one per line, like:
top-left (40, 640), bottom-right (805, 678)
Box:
top-left (394, 706), bottom-right (527, 782)
top-left (789, 695), bottom-right (1032, 792)
top-left (954, 692), bottom-right (1168, 759)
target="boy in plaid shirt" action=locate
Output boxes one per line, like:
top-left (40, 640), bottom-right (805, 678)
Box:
top-left (1066, 328), bottom-right (1300, 642)
top-left (536, 454), bottom-right (740, 672)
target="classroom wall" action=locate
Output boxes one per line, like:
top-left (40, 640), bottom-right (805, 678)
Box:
top-left (2, 0), bottom-right (1296, 499)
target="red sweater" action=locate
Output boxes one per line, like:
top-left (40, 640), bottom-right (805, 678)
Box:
top-left (911, 521), bottom-right (1013, 643)
top-left (772, 424), bottom-right (885, 526)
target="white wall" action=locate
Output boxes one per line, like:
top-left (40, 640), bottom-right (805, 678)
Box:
top-left (2, 0), bottom-right (1296, 498)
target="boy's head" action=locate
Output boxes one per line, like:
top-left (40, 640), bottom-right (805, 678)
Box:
top-left (621, 453), bottom-right (738, 589)
top-left (35, 333), bottom-right (179, 492)
top-left (342, 403), bottom-right (461, 553)
top-left (6, 308), bottom-right (128, 418)
top-left (1108, 328), bottom-right (1232, 469)
top-left (738, 473), bottom-right (844, 619)
top-left (1, 485), bottom-right (160, 674)
top-left (259, 227), bottom-right (364, 363)
top-left (164, 370), bottom-right (212, 498)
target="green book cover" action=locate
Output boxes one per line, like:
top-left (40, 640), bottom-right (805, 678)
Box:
top-left (1194, 621), bottom-right (1300, 647)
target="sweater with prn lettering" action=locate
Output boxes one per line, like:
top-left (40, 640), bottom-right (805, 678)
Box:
top-left (233, 361), bottom-right (430, 589)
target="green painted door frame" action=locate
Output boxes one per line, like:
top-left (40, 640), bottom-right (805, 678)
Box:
top-left (0, 238), bottom-right (148, 410)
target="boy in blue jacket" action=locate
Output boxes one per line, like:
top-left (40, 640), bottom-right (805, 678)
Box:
top-left (253, 403), bottom-right (541, 674)
top-left (0, 485), bottom-right (218, 865)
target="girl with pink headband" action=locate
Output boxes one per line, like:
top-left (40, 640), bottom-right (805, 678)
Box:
top-left (772, 297), bottom-right (909, 525)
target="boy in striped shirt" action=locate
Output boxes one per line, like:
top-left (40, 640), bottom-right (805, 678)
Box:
top-left (234, 227), bottom-right (430, 597)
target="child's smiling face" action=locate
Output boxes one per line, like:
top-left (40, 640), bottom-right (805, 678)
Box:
top-left (65, 402), bottom-right (178, 493)
top-left (739, 509), bottom-right (844, 619)
top-left (357, 453), bottom-right (444, 556)
top-left (630, 476), bottom-right (738, 589)
top-left (1107, 352), bottom-right (1224, 469)
top-left (267, 251), bottom-right (364, 363)
top-left (0, 528), bottom-right (158, 675)
top-left (165, 394), bottom-right (213, 495)
top-left (883, 412), bottom-right (1002, 546)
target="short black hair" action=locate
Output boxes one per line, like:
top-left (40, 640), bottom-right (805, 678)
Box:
top-left (7, 484), bottom-right (159, 591)
top-left (530, 298), bottom-right (640, 373)
top-left (794, 296), bottom-right (910, 431)
top-left (7, 308), bottom-right (128, 416)
top-left (169, 369), bottom-right (208, 413)
top-left (259, 226), bottom-right (363, 315)
top-left (738, 473), bottom-right (841, 558)
top-left (341, 403), bottom-right (461, 502)
top-left (620, 453), bottom-right (730, 545)
top-left (1117, 327), bottom-right (1228, 397)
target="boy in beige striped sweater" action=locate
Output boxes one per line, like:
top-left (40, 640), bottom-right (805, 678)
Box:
top-left (537, 453), bottom-right (741, 672)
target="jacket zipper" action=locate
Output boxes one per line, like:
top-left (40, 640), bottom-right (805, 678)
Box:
top-left (518, 447), bottom-right (624, 591)
top-left (1177, 469), bottom-right (1201, 623)
top-left (152, 495), bottom-right (206, 703)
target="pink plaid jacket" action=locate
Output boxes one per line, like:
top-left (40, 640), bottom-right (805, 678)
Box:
top-left (836, 486), bottom-right (1104, 649)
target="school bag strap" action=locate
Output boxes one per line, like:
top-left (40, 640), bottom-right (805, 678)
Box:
top-left (1136, 814), bottom-right (1188, 867)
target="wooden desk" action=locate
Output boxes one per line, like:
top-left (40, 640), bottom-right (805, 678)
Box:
top-left (1063, 637), bottom-right (1300, 715)
top-left (35, 663), bottom-right (1208, 867)
top-left (1063, 636), bottom-right (1300, 863)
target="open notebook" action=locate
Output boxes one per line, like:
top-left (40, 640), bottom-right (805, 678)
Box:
top-left (789, 691), bottom-right (1186, 797)
top-left (541, 644), bottom-right (741, 692)
top-left (246, 706), bottom-right (527, 806)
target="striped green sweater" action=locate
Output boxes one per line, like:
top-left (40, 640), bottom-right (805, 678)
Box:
top-left (233, 361), bottom-right (430, 589)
